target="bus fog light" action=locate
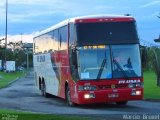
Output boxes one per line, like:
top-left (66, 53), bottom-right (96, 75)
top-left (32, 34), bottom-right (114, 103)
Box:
top-left (84, 93), bottom-right (95, 99)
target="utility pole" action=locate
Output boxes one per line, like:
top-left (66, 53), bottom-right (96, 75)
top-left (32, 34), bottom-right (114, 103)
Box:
top-left (5, 0), bottom-right (8, 62)
top-left (27, 50), bottom-right (29, 72)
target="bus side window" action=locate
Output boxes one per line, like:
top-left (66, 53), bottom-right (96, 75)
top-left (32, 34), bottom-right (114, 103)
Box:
top-left (69, 23), bottom-right (75, 46)
top-left (54, 29), bottom-right (59, 50)
top-left (59, 26), bottom-right (68, 50)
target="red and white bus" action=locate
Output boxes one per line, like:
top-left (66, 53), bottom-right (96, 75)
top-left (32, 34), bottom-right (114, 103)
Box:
top-left (33, 15), bottom-right (143, 106)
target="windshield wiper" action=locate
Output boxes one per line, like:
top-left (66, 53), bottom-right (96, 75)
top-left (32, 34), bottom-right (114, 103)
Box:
top-left (113, 58), bottom-right (128, 78)
top-left (97, 58), bottom-right (106, 79)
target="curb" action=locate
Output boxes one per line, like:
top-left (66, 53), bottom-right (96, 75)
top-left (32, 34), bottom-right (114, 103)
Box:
top-left (143, 99), bottom-right (160, 102)
top-left (7, 72), bottom-right (28, 86)
top-left (7, 77), bottom-right (21, 86)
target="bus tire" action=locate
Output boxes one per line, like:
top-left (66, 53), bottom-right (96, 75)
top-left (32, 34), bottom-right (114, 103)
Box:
top-left (41, 81), bottom-right (50, 98)
top-left (66, 86), bottom-right (76, 106)
top-left (116, 101), bottom-right (128, 105)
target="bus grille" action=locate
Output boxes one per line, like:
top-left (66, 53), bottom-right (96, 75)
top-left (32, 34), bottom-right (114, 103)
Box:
top-left (98, 84), bottom-right (128, 90)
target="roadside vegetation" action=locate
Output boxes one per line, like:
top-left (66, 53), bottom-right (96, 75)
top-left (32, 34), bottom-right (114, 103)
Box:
top-left (141, 46), bottom-right (160, 99)
top-left (0, 109), bottom-right (90, 120)
top-left (0, 71), bottom-right (26, 88)
top-left (141, 46), bottom-right (160, 86)
top-left (143, 71), bottom-right (160, 99)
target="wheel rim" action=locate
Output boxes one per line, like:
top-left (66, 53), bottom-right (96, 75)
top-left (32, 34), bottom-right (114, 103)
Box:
top-left (67, 88), bottom-right (72, 105)
top-left (41, 83), bottom-right (45, 96)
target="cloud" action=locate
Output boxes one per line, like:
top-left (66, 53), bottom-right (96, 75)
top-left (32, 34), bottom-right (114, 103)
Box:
top-left (0, 0), bottom-right (63, 21)
top-left (0, 0), bottom-right (5, 6)
top-left (0, 0), bottom-right (6, 20)
top-left (94, 6), bottom-right (115, 10)
top-left (0, 34), bottom-right (33, 44)
top-left (140, 1), bottom-right (160, 8)
top-left (0, 9), bottom-right (5, 17)
top-left (6, 0), bottom-right (90, 22)
top-left (152, 11), bottom-right (160, 16)
top-left (9, 0), bottom-right (65, 18)
top-left (136, 11), bottom-right (160, 21)
top-left (0, 0), bottom-right (130, 24)
top-left (9, 0), bottom-right (61, 5)
top-left (8, 11), bottom-right (59, 23)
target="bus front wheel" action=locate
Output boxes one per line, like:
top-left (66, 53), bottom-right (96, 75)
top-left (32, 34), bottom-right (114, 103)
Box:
top-left (66, 86), bottom-right (76, 106)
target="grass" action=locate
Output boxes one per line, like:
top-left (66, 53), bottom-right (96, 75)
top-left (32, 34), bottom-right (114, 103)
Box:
top-left (143, 71), bottom-right (160, 99)
top-left (0, 109), bottom-right (90, 120)
top-left (0, 71), bottom-right (26, 88)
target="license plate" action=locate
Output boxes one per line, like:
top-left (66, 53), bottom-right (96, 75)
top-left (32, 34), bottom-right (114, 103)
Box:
top-left (108, 93), bottom-right (119, 98)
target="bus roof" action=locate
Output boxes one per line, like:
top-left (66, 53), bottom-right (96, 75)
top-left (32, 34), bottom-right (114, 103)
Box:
top-left (34, 14), bottom-right (134, 38)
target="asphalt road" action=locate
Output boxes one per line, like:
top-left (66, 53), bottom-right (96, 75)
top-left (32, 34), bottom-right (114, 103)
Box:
top-left (0, 72), bottom-right (160, 120)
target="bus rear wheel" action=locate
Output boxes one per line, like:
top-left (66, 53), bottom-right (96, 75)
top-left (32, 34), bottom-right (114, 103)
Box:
top-left (41, 82), bottom-right (50, 98)
top-left (116, 101), bottom-right (128, 105)
top-left (66, 86), bottom-right (76, 106)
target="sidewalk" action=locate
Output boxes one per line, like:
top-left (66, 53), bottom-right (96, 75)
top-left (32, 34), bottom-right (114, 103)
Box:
top-left (25, 70), bottom-right (34, 78)
top-left (144, 99), bottom-right (160, 102)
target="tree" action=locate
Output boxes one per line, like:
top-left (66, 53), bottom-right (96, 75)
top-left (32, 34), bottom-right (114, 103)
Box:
top-left (0, 41), bottom-right (33, 69)
top-left (140, 46), bottom-right (148, 70)
top-left (140, 45), bottom-right (160, 86)
top-left (7, 41), bottom-right (23, 51)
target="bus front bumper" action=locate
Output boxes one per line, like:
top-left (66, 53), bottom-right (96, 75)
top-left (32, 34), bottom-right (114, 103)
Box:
top-left (75, 88), bottom-right (143, 104)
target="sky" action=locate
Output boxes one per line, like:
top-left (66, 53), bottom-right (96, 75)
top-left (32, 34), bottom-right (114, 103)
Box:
top-left (0, 0), bottom-right (160, 44)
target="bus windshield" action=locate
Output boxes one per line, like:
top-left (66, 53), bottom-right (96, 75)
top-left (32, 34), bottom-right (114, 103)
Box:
top-left (111, 44), bottom-right (141, 78)
top-left (77, 46), bottom-right (112, 80)
top-left (77, 44), bottom-right (141, 80)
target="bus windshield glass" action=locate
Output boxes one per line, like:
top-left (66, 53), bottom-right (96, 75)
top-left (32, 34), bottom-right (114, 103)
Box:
top-left (76, 22), bottom-right (139, 46)
top-left (77, 46), bottom-right (112, 80)
top-left (77, 44), bottom-right (141, 80)
top-left (111, 44), bottom-right (141, 78)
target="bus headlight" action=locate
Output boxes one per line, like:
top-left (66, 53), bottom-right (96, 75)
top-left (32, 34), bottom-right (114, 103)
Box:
top-left (78, 85), bottom-right (97, 91)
